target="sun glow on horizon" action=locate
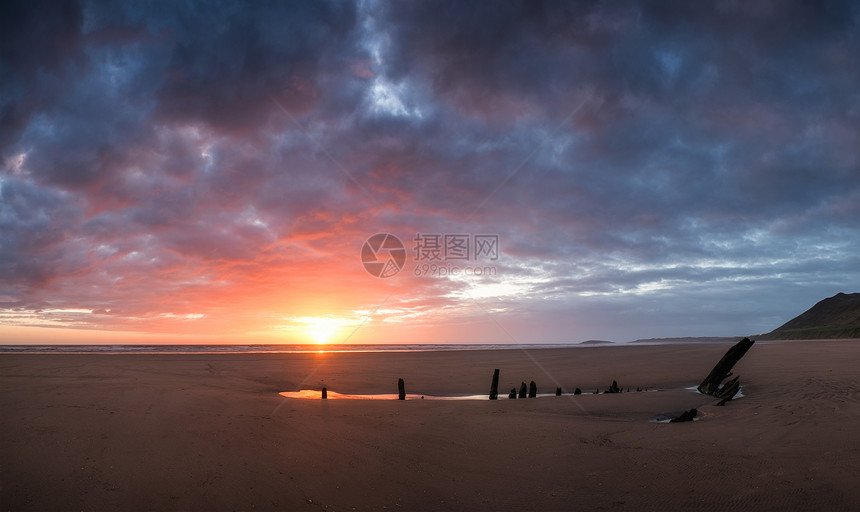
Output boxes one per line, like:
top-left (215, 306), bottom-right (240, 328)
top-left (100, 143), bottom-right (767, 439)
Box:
top-left (295, 316), bottom-right (349, 345)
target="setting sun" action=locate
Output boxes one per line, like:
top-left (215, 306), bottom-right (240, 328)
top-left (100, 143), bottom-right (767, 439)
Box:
top-left (301, 317), bottom-right (343, 345)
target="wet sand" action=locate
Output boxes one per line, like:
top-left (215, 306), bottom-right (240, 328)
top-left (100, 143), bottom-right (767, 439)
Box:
top-left (1, 341), bottom-right (859, 511)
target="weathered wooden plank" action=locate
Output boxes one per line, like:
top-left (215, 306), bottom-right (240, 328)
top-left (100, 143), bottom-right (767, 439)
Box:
top-left (697, 338), bottom-right (755, 401)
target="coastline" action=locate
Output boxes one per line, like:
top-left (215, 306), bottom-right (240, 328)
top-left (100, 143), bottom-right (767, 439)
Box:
top-left (0, 337), bottom-right (753, 355)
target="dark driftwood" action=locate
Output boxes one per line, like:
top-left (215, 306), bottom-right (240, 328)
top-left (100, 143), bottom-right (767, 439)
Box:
top-left (519, 382), bottom-right (527, 399)
top-left (398, 378), bottom-right (406, 400)
top-left (528, 381), bottom-right (537, 398)
top-left (670, 408), bottom-right (698, 423)
top-left (489, 369), bottom-right (500, 400)
top-left (697, 337), bottom-right (755, 403)
top-left (321, 387), bottom-right (327, 399)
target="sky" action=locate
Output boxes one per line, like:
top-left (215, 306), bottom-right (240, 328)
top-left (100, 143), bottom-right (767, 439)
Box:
top-left (1, 0), bottom-right (859, 345)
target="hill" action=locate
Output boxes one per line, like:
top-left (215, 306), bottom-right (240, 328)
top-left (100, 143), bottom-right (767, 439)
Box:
top-left (759, 292), bottom-right (860, 340)
top-left (629, 337), bottom-right (738, 344)
top-left (578, 339), bottom-right (613, 345)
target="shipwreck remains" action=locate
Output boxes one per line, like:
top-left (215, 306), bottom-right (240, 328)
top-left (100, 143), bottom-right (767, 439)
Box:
top-left (697, 337), bottom-right (755, 405)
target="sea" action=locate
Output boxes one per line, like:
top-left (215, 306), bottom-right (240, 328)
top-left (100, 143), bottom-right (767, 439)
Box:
top-left (0, 343), bottom-right (601, 355)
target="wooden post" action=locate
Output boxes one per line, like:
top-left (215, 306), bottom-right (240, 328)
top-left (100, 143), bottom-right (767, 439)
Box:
top-left (528, 381), bottom-right (537, 398)
top-left (508, 388), bottom-right (517, 399)
top-left (398, 378), bottom-right (406, 400)
top-left (519, 382), bottom-right (527, 398)
top-left (555, 387), bottom-right (562, 396)
top-left (321, 387), bottom-right (327, 399)
top-left (489, 369), bottom-right (500, 400)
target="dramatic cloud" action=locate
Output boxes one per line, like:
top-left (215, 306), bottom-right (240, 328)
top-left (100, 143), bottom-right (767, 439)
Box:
top-left (2, 0), bottom-right (859, 344)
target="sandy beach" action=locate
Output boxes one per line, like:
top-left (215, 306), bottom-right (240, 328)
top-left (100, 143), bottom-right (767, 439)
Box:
top-left (2, 341), bottom-right (859, 511)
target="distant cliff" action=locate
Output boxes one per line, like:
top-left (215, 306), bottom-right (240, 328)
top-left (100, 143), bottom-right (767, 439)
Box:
top-left (760, 292), bottom-right (860, 340)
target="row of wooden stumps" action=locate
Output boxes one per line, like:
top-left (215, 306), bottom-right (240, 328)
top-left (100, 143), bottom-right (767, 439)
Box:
top-left (490, 369), bottom-right (542, 399)
top-left (489, 368), bottom-right (573, 399)
top-left (507, 381), bottom-right (539, 399)
top-left (489, 368), bottom-right (650, 400)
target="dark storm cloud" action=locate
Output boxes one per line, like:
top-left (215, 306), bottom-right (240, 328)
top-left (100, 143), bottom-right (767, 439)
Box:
top-left (0, 0), bottom-right (86, 149)
top-left (373, 0), bottom-right (860, 254)
top-left (2, 0), bottom-right (364, 184)
top-left (0, 177), bottom-right (88, 287)
top-left (143, 0), bottom-right (360, 131)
